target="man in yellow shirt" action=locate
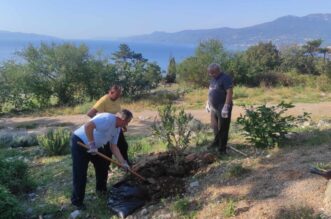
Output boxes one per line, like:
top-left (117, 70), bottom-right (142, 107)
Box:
top-left (87, 85), bottom-right (130, 193)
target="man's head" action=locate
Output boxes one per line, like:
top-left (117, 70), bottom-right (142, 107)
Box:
top-left (207, 63), bottom-right (222, 78)
top-left (116, 109), bottom-right (133, 128)
top-left (108, 85), bottom-right (122, 101)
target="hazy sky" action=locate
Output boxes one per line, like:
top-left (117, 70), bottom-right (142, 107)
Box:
top-left (1, 0), bottom-right (331, 39)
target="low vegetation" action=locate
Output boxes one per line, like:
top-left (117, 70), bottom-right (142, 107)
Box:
top-left (37, 128), bottom-right (71, 156)
top-left (236, 102), bottom-right (310, 148)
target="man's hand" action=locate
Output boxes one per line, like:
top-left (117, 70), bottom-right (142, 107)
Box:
top-left (87, 141), bottom-right (97, 155)
top-left (205, 101), bottom-right (211, 113)
top-left (121, 161), bottom-right (131, 172)
top-left (221, 104), bottom-right (230, 118)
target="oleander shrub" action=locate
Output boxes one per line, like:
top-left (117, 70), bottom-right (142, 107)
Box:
top-left (152, 104), bottom-right (194, 165)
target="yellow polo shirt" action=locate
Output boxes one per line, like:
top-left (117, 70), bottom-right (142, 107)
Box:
top-left (93, 95), bottom-right (121, 114)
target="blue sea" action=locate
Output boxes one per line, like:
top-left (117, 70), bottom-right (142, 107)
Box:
top-left (0, 39), bottom-right (196, 70)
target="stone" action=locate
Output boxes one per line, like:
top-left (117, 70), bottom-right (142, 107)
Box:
top-left (70, 210), bottom-right (81, 219)
top-left (190, 181), bottom-right (199, 188)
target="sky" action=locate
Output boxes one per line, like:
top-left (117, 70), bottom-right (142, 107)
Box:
top-left (0, 0), bottom-right (331, 39)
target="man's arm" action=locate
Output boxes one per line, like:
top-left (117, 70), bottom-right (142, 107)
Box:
top-left (110, 144), bottom-right (126, 165)
top-left (84, 121), bottom-right (96, 142)
top-left (87, 108), bottom-right (98, 118)
top-left (225, 88), bottom-right (233, 105)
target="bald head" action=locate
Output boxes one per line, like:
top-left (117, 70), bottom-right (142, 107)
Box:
top-left (207, 63), bottom-right (222, 78)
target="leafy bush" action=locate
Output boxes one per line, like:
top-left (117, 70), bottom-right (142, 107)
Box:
top-left (0, 185), bottom-right (23, 219)
top-left (152, 104), bottom-right (194, 165)
top-left (37, 128), bottom-right (71, 156)
top-left (171, 197), bottom-right (191, 216)
top-left (0, 159), bottom-right (35, 194)
top-left (237, 102), bottom-right (310, 148)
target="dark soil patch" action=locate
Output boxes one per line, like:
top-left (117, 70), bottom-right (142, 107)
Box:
top-left (123, 151), bottom-right (214, 201)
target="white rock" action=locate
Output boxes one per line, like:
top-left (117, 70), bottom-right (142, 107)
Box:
top-left (190, 181), bottom-right (199, 188)
top-left (70, 210), bottom-right (81, 219)
top-left (141, 208), bottom-right (148, 215)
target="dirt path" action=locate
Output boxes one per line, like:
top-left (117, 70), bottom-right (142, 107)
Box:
top-left (1, 102), bottom-right (331, 136)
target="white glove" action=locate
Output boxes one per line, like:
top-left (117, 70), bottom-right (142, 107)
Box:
top-left (205, 101), bottom-right (211, 113)
top-left (87, 141), bottom-right (97, 155)
top-left (221, 104), bottom-right (230, 118)
top-left (121, 161), bottom-right (131, 172)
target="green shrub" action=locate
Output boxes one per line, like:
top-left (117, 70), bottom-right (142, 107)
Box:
top-left (171, 197), bottom-right (191, 216)
top-left (37, 128), bottom-right (71, 156)
top-left (0, 185), bottom-right (23, 219)
top-left (0, 159), bottom-right (35, 194)
top-left (152, 104), bottom-right (194, 165)
top-left (237, 102), bottom-right (310, 148)
top-left (223, 199), bottom-right (236, 217)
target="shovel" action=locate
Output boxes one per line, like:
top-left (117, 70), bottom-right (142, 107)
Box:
top-left (77, 141), bottom-right (155, 184)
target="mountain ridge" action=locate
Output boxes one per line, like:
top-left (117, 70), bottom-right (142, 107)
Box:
top-left (121, 13), bottom-right (331, 50)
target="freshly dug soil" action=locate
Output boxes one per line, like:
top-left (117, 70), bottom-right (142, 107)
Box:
top-left (123, 151), bottom-right (214, 201)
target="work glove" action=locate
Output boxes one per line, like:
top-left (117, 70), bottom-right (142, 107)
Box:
top-left (87, 141), bottom-right (98, 155)
top-left (121, 161), bottom-right (131, 172)
top-left (221, 104), bottom-right (230, 118)
top-left (205, 101), bottom-right (211, 113)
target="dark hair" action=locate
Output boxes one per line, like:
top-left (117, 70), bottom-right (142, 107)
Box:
top-left (120, 109), bottom-right (133, 121)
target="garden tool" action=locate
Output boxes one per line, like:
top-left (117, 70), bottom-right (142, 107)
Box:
top-left (78, 141), bottom-right (155, 184)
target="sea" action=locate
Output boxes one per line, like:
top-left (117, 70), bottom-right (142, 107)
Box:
top-left (0, 39), bottom-right (196, 71)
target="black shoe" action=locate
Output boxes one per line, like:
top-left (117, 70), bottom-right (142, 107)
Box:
top-left (72, 203), bottom-right (86, 210)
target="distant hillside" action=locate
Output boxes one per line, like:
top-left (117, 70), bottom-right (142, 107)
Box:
top-left (0, 30), bottom-right (60, 41)
top-left (122, 14), bottom-right (331, 50)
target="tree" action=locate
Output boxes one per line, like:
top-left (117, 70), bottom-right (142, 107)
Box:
top-left (244, 41), bottom-right (280, 74)
top-left (112, 44), bottom-right (161, 97)
top-left (165, 57), bottom-right (176, 83)
top-left (19, 43), bottom-right (90, 105)
top-left (303, 39), bottom-right (322, 58)
top-left (177, 39), bottom-right (229, 87)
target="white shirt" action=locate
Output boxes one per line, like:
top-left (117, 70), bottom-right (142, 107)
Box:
top-left (74, 113), bottom-right (120, 148)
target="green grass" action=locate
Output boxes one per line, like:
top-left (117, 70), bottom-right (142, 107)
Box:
top-left (223, 198), bottom-right (236, 218)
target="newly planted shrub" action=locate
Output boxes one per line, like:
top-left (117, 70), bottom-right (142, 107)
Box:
top-left (0, 185), bottom-right (23, 219)
top-left (152, 104), bottom-right (194, 165)
top-left (37, 128), bottom-right (71, 156)
top-left (237, 102), bottom-right (310, 148)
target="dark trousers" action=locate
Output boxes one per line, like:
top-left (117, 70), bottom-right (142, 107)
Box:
top-left (210, 106), bottom-right (232, 152)
top-left (71, 132), bottom-right (129, 205)
top-left (71, 135), bottom-right (111, 205)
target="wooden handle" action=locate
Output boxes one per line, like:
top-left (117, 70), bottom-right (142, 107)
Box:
top-left (77, 141), bottom-right (147, 182)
